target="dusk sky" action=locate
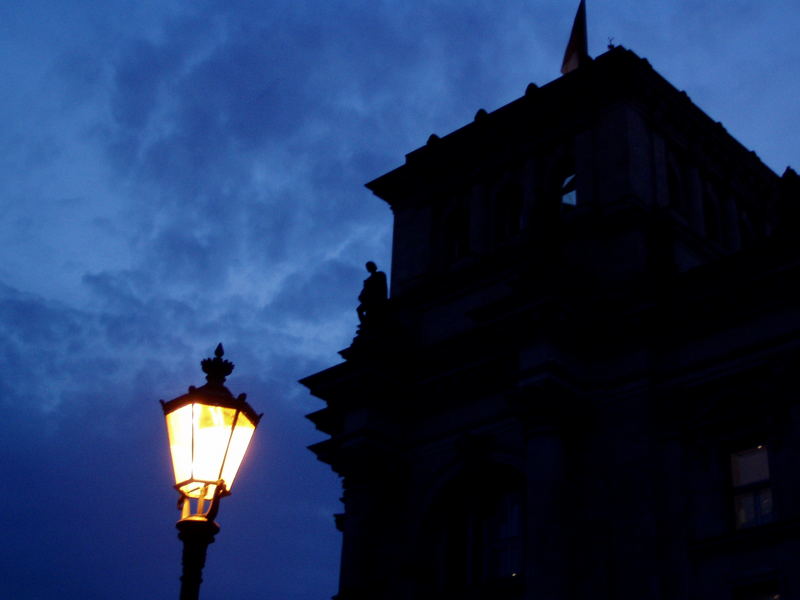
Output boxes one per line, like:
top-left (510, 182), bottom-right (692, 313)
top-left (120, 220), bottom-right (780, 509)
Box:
top-left (1, 2), bottom-right (798, 599)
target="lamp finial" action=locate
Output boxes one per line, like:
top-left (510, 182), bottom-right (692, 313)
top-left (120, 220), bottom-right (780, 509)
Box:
top-left (201, 343), bottom-right (235, 385)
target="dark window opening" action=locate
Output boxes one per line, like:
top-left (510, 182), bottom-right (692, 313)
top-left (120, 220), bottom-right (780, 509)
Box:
top-left (495, 183), bottom-right (524, 241)
top-left (421, 468), bottom-right (524, 598)
top-left (485, 490), bottom-right (523, 581)
top-left (667, 157), bottom-right (689, 218)
top-left (443, 200), bottom-right (470, 263)
top-left (731, 445), bottom-right (773, 529)
top-left (561, 173), bottom-right (577, 208)
top-left (703, 182), bottom-right (721, 241)
top-left (433, 489), bottom-right (523, 590)
top-left (739, 207), bottom-right (758, 247)
top-left (733, 580), bottom-right (781, 600)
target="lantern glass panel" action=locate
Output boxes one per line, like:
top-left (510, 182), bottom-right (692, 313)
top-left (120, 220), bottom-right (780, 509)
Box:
top-left (165, 404), bottom-right (194, 487)
top-left (220, 412), bottom-right (257, 491)
top-left (192, 403), bottom-right (237, 478)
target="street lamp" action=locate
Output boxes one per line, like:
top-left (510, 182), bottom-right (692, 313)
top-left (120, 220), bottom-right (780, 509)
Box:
top-left (161, 343), bottom-right (262, 600)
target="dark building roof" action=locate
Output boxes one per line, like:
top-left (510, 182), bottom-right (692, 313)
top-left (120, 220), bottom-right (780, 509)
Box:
top-left (366, 46), bottom-right (780, 209)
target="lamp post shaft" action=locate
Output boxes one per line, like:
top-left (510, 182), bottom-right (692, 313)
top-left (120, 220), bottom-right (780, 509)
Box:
top-left (177, 519), bottom-right (220, 600)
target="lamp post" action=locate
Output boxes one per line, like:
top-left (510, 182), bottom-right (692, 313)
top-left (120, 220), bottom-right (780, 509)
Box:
top-left (161, 344), bottom-right (262, 600)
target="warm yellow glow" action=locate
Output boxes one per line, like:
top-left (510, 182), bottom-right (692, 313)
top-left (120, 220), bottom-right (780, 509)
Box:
top-left (164, 402), bottom-right (257, 500)
top-left (220, 413), bottom-right (256, 492)
top-left (166, 405), bottom-right (194, 486)
top-left (191, 404), bottom-right (237, 490)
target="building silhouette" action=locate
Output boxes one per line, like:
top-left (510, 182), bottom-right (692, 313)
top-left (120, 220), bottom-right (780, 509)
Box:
top-left (300, 44), bottom-right (800, 600)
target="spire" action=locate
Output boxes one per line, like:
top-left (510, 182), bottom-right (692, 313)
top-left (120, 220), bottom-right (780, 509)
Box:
top-left (561, 0), bottom-right (589, 74)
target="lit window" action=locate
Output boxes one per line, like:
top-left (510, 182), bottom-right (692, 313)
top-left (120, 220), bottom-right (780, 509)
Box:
top-left (731, 445), bottom-right (773, 529)
top-left (561, 173), bottom-right (577, 207)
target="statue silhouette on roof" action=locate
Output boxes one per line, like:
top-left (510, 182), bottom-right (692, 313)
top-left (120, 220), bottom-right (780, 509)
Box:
top-left (356, 261), bottom-right (388, 330)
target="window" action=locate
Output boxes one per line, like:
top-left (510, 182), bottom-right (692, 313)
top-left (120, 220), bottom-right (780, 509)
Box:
top-left (702, 181), bottom-right (721, 241)
top-left (731, 445), bottom-right (773, 529)
top-left (743, 593), bottom-right (781, 600)
top-left (667, 162), bottom-right (683, 213)
top-left (444, 200), bottom-right (471, 262)
top-left (485, 490), bottom-right (523, 581)
top-left (421, 467), bottom-right (524, 598)
top-left (739, 208), bottom-right (756, 247)
top-left (561, 173), bottom-right (577, 207)
top-left (494, 183), bottom-right (524, 241)
top-left (667, 155), bottom-right (693, 219)
top-left (733, 580), bottom-right (781, 600)
top-left (433, 488), bottom-right (523, 592)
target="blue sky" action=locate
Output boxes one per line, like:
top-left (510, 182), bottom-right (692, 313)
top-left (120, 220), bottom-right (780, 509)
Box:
top-left (1, 2), bottom-right (798, 599)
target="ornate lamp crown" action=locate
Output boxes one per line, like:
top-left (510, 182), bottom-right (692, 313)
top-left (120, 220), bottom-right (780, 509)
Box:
top-left (201, 343), bottom-right (235, 386)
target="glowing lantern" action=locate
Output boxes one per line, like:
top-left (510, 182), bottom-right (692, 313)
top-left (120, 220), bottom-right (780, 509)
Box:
top-left (161, 344), bottom-right (261, 516)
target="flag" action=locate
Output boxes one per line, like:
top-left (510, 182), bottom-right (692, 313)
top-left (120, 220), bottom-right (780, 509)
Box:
top-left (561, 0), bottom-right (589, 74)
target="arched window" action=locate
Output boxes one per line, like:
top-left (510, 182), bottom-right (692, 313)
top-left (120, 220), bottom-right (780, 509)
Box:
top-left (548, 140), bottom-right (578, 214)
top-left (560, 173), bottom-right (577, 207)
top-left (419, 465), bottom-right (524, 598)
